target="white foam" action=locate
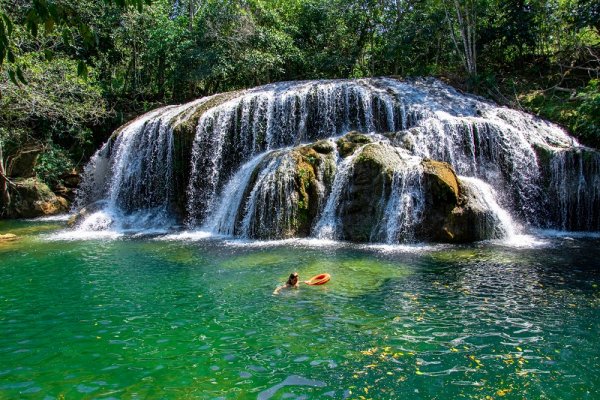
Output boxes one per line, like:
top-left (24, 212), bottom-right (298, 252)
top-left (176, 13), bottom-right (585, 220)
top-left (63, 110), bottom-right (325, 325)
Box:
top-left (154, 230), bottom-right (216, 241)
top-left (360, 242), bottom-right (447, 253)
top-left (45, 230), bottom-right (124, 241)
top-left (24, 214), bottom-right (71, 222)
top-left (493, 234), bottom-right (550, 249)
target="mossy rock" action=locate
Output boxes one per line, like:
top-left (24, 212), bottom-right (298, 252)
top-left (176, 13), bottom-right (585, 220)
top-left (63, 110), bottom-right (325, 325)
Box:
top-left (340, 143), bottom-right (404, 241)
top-left (312, 140), bottom-right (335, 154)
top-left (291, 146), bottom-right (325, 236)
top-left (440, 181), bottom-right (504, 243)
top-left (336, 131), bottom-right (373, 157)
top-left (5, 178), bottom-right (69, 218)
top-left (421, 159), bottom-right (460, 205)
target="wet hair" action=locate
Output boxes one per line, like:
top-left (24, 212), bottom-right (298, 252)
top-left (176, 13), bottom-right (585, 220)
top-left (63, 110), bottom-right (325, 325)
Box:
top-left (286, 272), bottom-right (299, 285)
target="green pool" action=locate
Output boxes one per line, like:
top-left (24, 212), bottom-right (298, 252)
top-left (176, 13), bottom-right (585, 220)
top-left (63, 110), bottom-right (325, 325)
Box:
top-left (1, 219), bottom-right (599, 399)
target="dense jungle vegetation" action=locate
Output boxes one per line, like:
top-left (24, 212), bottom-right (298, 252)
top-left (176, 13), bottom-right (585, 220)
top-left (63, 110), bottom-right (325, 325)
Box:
top-left (0, 0), bottom-right (598, 194)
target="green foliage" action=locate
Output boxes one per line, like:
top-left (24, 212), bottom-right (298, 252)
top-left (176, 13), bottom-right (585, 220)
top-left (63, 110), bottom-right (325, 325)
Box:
top-left (521, 80), bottom-right (600, 148)
top-left (573, 80), bottom-right (600, 147)
top-left (34, 144), bottom-right (74, 187)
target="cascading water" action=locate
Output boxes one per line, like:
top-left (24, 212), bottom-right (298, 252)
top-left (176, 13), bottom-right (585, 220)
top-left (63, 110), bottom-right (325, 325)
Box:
top-left (459, 176), bottom-right (518, 239)
top-left (185, 80), bottom-right (405, 226)
top-left (73, 99), bottom-right (208, 232)
top-left (312, 149), bottom-right (358, 240)
top-left (72, 77), bottom-right (600, 241)
top-left (379, 161), bottom-right (426, 243)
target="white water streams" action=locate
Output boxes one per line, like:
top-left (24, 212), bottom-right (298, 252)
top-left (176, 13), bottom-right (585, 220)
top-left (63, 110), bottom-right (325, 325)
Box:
top-left (71, 77), bottom-right (600, 241)
top-left (460, 176), bottom-right (518, 239)
top-left (380, 161), bottom-right (426, 243)
top-left (204, 151), bottom-right (273, 236)
top-left (312, 149), bottom-right (360, 240)
top-left (73, 99), bottom-right (208, 232)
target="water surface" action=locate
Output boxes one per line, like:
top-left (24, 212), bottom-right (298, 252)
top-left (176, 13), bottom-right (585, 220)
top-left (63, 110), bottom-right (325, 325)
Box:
top-left (1, 220), bottom-right (599, 399)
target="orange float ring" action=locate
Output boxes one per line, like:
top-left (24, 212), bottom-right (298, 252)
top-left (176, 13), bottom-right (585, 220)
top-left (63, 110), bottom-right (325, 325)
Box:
top-left (305, 273), bottom-right (330, 286)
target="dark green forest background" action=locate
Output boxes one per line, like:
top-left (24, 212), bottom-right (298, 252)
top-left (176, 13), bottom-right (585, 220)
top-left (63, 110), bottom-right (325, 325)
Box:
top-left (1, 0), bottom-right (599, 191)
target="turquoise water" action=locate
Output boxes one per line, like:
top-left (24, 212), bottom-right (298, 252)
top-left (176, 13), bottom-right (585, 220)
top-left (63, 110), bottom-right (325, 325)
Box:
top-left (1, 220), bottom-right (599, 399)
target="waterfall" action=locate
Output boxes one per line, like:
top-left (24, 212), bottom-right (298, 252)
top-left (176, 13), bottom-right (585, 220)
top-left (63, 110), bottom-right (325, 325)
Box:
top-left (459, 176), bottom-right (518, 239)
top-left (312, 149), bottom-right (360, 240)
top-left (73, 99), bottom-right (208, 231)
top-left (204, 151), bottom-right (273, 236)
top-left (238, 152), bottom-right (298, 239)
top-left (73, 77), bottom-right (600, 240)
top-left (380, 162), bottom-right (426, 243)
top-left (549, 149), bottom-right (600, 231)
top-left (185, 80), bottom-right (403, 226)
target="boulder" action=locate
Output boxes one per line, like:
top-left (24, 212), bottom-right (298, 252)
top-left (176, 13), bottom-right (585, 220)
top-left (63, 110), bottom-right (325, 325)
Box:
top-left (417, 159), bottom-right (461, 241)
top-left (336, 131), bottom-right (372, 157)
top-left (5, 178), bottom-right (69, 219)
top-left (340, 143), bottom-right (404, 241)
top-left (441, 181), bottom-right (509, 243)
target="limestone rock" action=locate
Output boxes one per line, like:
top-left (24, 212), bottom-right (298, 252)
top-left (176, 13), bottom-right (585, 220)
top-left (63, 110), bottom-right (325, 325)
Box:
top-left (5, 178), bottom-right (70, 218)
top-left (336, 131), bottom-right (372, 157)
top-left (340, 143), bottom-right (404, 241)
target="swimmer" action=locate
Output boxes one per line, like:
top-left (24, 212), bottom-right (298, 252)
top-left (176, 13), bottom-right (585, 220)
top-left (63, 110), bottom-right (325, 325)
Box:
top-left (273, 272), bottom-right (300, 294)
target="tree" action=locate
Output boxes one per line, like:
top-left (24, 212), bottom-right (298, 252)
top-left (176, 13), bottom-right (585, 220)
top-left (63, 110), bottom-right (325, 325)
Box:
top-left (444, 0), bottom-right (479, 77)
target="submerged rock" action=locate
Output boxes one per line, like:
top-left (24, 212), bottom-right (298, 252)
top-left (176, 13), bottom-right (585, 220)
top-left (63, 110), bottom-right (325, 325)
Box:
top-left (0, 233), bottom-right (18, 242)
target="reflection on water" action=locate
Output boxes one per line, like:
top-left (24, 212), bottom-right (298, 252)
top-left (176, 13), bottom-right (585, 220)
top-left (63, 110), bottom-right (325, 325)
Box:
top-left (0, 220), bottom-right (599, 398)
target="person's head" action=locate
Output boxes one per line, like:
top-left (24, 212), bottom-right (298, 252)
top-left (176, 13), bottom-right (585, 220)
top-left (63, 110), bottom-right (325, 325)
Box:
top-left (287, 272), bottom-right (299, 286)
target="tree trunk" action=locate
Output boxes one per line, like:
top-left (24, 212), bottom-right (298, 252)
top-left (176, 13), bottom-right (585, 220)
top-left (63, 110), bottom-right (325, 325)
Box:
top-left (0, 144), bottom-right (11, 209)
top-left (445, 0), bottom-right (477, 77)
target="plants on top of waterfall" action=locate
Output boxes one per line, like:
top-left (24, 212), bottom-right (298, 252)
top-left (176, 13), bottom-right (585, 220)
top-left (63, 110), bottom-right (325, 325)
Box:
top-left (520, 79), bottom-right (600, 149)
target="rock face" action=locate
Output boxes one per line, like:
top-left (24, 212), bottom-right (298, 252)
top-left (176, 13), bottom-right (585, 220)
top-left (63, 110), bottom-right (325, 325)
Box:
top-left (419, 160), bottom-right (462, 241)
top-left (5, 178), bottom-right (69, 218)
top-left (339, 142), bottom-right (403, 241)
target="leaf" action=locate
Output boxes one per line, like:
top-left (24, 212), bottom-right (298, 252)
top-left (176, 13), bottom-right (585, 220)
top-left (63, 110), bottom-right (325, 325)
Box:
top-left (7, 48), bottom-right (14, 63)
top-left (77, 61), bottom-right (88, 80)
top-left (62, 27), bottom-right (72, 47)
top-left (8, 69), bottom-right (18, 85)
top-left (1, 13), bottom-right (13, 36)
top-left (44, 18), bottom-right (55, 34)
top-left (29, 20), bottom-right (39, 38)
top-left (16, 66), bottom-right (27, 84)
